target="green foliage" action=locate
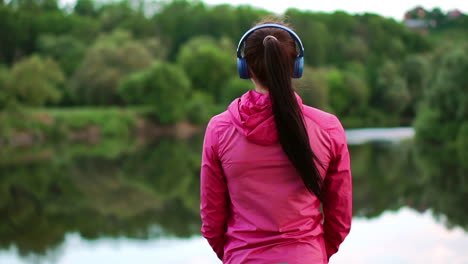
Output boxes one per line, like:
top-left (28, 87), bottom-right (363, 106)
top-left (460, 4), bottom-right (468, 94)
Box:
top-left (70, 30), bottom-right (153, 105)
top-left (37, 34), bottom-right (86, 77)
top-left (413, 141), bottom-right (468, 230)
top-left (0, 107), bottom-right (150, 143)
top-left (119, 61), bottom-right (191, 124)
top-left (122, 139), bottom-right (196, 199)
top-left (401, 54), bottom-right (430, 115)
top-left (1, 135), bottom-right (466, 256)
top-left (0, 0), bottom-right (465, 129)
top-left (0, 136), bottom-right (204, 255)
top-left (375, 61), bottom-right (411, 114)
top-left (67, 14), bottom-right (100, 42)
top-left (176, 36), bottom-right (236, 103)
top-left (186, 91), bottom-right (216, 125)
top-left (2, 3), bottom-right (468, 257)
top-left (74, 0), bottom-right (96, 17)
top-left (413, 107), bottom-right (445, 143)
top-left (4, 55), bottom-right (64, 109)
top-left (325, 63), bottom-right (370, 121)
top-left (0, 66), bottom-right (12, 109)
top-left (342, 36), bottom-right (369, 63)
top-left (456, 122), bottom-right (468, 165)
top-left (153, 0), bottom-right (270, 58)
top-left (49, 107), bottom-right (139, 137)
top-left (294, 66), bottom-right (330, 110)
top-left (414, 46), bottom-right (468, 144)
top-left (220, 77), bottom-right (253, 106)
top-left (284, 9), bottom-right (331, 66)
top-left (97, 1), bottom-right (155, 37)
top-left (327, 69), bottom-right (347, 115)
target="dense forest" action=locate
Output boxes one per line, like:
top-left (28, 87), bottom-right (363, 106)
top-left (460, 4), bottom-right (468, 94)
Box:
top-left (0, 0), bottom-right (467, 151)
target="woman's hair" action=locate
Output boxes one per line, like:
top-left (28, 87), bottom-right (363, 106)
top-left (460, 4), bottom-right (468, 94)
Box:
top-left (244, 18), bottom-right (325, 204)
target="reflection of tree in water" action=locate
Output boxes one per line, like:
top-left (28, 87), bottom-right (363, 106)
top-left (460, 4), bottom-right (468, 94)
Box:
top-left (1, 136), bottom-right (466, 257)
top-left (0, 137), bottom-right (203, 256)
top-left (350, 140), bottom-right (467, 230)
top-left (413, 142), bottom-right (468, 230)
top-left (0, 160), bottom-right (81, 256)
top-left (351, 141), bottom-right (419, 218)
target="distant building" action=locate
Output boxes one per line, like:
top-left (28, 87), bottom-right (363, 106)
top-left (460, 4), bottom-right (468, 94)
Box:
top-left (403, 7), bottom-right (436, 34)
top-left (404, 6), bottom-right (426, 20)
top-left (447, 9), bottom-right (463, 19)
top-left (404, 7), bottom-right (465, 34)
top-left (404, 19), bottom-right (430, 29)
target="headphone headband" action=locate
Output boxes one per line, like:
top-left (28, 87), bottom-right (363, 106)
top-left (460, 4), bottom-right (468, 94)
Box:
top-left (236, 23), bottom-right (305, 58)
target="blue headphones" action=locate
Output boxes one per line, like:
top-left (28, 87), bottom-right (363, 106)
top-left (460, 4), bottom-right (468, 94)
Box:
top-left (236, 23), bottom-right (305, 79)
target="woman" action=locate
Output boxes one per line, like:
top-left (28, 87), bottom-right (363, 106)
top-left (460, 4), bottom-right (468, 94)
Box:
top-left (200, 18), bottom-right (352, 264)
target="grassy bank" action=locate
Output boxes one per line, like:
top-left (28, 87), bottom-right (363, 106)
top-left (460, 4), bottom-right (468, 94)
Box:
top-left (0, 107), bottom-right (203, 146)
top-left (0, 106), bottom-right (407, 147)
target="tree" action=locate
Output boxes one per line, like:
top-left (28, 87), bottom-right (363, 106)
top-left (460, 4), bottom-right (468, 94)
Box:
top-left (414, 47), bottom-right (468, 144)
top-left (70, 30), bottom-right (153, 105)
top-left (97, 0), bottom-right (155, 38)
top-left (176, 36), bottom-right (236, 103)
top-left (186, 91), bottom-right (217, 124)
top-left (327, 69), bottom-right (347, 115)
top-left (0, 56), bottom-right (64, 110)
top-left (457, 122), bottom-right (468, 164)
top-left (37, 34), bottom-right (86, 77)
top-left (375, 61), bottom-right (410, 114)
top-left (342, 36), bottom-right (369, 62)
top-left (0, 6), bottom-right (30, 64)
top-left (401, 54), bottom-right (430, 116)
top-left (74, 0), bottom-right (96, 17)
top-left (6, 55), bottom-right (64, 108)
top-left (97, 1), bottom-right (134, 32)
top-left (294, 66), bottom-right (330, 110)
top-left (8, 0), bottom-right (59, 11)
top-left (118, 61), bottom-right (191, 124)
top-left (0, 66), bottom-right (12, 109)
top-left (219, 77), bottom-right (253, 106)
top-left (285, 9), bottom-right (331, 66)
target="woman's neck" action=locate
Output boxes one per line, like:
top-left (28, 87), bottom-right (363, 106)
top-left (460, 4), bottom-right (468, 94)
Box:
top-left (252, 78), bottom-right (269, 94)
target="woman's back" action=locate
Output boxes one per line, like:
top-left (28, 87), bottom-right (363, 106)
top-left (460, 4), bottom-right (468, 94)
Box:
top-left (201, 90), bottom-right (352, 264)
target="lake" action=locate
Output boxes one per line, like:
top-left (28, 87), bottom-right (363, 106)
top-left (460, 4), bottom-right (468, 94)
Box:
top-left (0, 128), bottom-right (466, 264)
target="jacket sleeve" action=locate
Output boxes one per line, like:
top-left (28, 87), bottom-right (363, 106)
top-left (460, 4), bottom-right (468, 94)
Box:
top-left (200, 120), bottom-right (229, 260)
top-left (323, 120), bottom-right (352, 261)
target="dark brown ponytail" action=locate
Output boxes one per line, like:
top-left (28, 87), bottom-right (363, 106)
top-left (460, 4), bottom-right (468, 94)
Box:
top-left (244, 20), bottom-right (325, 203)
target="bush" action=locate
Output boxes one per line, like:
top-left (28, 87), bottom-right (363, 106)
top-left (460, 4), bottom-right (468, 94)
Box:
top-left (294, 66), bottom-right (330, 110)
top-left (176, 36), bottom-right (236, 103)
top-left (2, 56), bottom-right (64, 110)
top-left (119, 61), bottom-right (191, 124)
top-left (186, 91), bottom-right (216, 125)
top-left (70, 30), bottom-right (153, 105)
top-left (414, 47), bottom-right (468, 145)
top-left (219, 77), bottom-right (253, 106)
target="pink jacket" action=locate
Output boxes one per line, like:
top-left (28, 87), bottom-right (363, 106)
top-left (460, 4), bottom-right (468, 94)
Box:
top-left (200, 90), bottom-right (352, 264)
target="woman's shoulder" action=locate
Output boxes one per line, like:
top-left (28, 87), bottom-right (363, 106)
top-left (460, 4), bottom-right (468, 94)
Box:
top-left (205, 110), bottom-right (232, 133)
top-left (302, 104), bottom-right (344, 132)
top-left (302, 105), bottom-right (347, 154)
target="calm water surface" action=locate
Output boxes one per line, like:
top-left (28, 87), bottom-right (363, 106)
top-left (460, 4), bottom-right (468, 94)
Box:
top-left (0, 128), bottom-right (466, 264)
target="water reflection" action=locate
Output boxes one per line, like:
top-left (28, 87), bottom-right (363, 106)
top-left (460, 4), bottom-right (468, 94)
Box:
top-left (0, 134), bottom-right (466, 258)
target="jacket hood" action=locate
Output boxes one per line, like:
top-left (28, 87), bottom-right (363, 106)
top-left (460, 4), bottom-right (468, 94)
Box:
top-left (228, 90), bottom-right (303, 145)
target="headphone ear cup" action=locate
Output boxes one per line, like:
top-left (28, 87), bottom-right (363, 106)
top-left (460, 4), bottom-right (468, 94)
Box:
top-left (293, 57), bottom-right (304, 78)
top-left (237, 58), bottom-right (250, 79)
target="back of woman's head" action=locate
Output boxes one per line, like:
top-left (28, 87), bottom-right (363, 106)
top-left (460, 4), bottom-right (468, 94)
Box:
top-left (242, 18), bottom-right (325, 204)
top-left (243, 20), bottom-right (297, 87)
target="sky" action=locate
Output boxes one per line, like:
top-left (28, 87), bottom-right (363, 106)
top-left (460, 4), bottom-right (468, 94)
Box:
top-left (202, 0), bottom-right (468, 20)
